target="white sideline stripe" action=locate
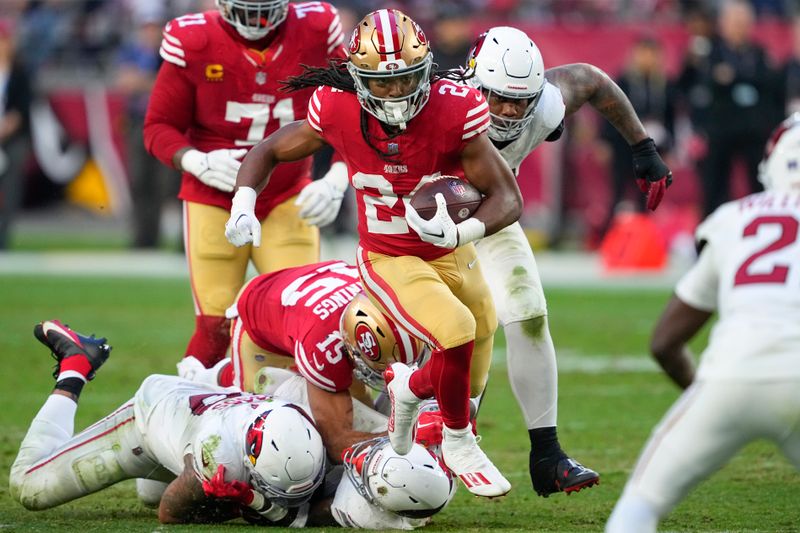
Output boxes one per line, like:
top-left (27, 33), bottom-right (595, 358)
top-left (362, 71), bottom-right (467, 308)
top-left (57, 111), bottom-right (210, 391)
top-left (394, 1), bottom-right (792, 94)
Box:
top-left (490, 347), bottom-right (661, 374)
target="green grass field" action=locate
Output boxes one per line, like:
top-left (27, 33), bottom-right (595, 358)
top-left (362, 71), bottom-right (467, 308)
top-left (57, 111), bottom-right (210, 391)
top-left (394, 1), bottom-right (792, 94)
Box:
top-left (1, 275), bottom-right (798, 532)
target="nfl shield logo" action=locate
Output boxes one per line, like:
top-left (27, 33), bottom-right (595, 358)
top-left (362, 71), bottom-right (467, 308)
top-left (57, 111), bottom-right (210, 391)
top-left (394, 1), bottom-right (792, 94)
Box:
top-left (388, 142), bottom-right (399, 155)
top-left (448, 180), bottom-right (467, 197)
top-left (255, 71), bottom-right (267, 85)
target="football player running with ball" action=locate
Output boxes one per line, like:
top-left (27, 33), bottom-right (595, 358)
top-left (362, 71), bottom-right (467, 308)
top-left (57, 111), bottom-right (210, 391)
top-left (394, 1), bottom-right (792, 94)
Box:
top-left (143, 0), bottom-right (347, 374)
top-left (225, 9), bottom-right (522, 497)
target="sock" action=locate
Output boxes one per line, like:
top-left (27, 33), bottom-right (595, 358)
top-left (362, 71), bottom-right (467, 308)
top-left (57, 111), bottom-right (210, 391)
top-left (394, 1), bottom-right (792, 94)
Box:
top-left (429, 341), bottom-right (473, 430)
top-left (185, 315), bottom-right (231, 367)
top-left (408, 362), bottom-right (434, 399)
top-left (217, 361), bottom-right (234, 387)
top-left (606, 492), bottom-right (660, 533)
top-left (58, 355), bottom-right (92, 381)
top-left (37, 393), bottom-right (78, 437)
top-left (529, 426), bottom-right (564, 460)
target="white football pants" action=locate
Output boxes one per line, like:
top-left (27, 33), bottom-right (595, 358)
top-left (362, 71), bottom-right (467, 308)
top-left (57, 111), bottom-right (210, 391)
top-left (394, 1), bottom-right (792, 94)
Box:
top-left (606, 380), bottom-right (800, 533)
top-left (475, 221), bottom-right (558, 429)
top-left (10, 396), bottom-right (171, 510)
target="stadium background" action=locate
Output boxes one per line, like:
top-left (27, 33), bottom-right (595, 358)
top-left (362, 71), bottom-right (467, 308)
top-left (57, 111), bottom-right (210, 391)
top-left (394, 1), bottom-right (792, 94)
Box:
top-left (1, 1), bottom-right (800, 532)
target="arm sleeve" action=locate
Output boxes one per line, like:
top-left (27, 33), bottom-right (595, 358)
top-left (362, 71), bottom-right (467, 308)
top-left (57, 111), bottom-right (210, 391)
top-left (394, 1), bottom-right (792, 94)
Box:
top-left (143, 61), bottom-right (196, 167)
top-left (675, 243), bottom-right (718, 312)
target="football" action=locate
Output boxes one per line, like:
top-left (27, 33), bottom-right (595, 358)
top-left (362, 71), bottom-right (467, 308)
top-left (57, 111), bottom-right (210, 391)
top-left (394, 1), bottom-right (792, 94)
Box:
top-left (409, 176), bottom-right (483, 222)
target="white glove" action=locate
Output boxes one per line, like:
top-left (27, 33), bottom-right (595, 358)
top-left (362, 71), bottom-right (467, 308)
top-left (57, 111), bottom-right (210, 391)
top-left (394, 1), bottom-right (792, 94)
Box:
top-left (225, 187), bottom-right (261, 247)
top-left (405, 193), bottom-right (459, 248)
top-left (181, 148), bottom-right (248, 193)
top-left (405, 193), bottom-right (487, 249)
top-left (294, 161), bottom-right (348, 226)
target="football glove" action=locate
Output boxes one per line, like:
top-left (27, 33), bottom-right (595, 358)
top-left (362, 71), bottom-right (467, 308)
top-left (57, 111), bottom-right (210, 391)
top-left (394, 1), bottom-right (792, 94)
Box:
top-left (405, 193), bottom-right (486, 249)
top-left (414, 409), bottom-right (444, 448)
top-left (295, 161), bottom-right (348, 227)
top-left (225, 187), bottom-right (261, 247)
top-left (202, 465), bottom-right (288, 522)
top-left (631, 137), bottom-right (673, 211)
top-left (181, 148), bottom-right (248, 193)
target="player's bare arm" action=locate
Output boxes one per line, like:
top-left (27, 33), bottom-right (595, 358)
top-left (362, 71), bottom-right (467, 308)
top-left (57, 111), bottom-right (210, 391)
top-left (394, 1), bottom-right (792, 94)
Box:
top-left (649, 295), bottom-right (711, 389)
top-left (547, 63), bottom-right (648, 145)
top-left (306, 383), bottom-right (384, 461)
top-left (461, 133), bottom-right (523, 235)
top-left (158, 454), bottom-right (240, 524)
top-left (235, 120), bottom-right (327, 194)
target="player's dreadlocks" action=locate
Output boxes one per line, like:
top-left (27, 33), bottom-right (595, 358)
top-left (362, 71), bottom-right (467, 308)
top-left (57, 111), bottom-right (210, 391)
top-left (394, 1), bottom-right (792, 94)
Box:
top-left (282, 60), bottom-right (475, 162)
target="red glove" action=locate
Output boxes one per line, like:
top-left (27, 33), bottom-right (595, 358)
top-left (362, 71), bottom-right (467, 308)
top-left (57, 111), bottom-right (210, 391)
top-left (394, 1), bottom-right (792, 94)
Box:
top-left (414, 409), bottom-right (444, 448)
top-left (632, 137), bottom-right (673, 211)
top-left (201, 465), bottom-right (256, 506)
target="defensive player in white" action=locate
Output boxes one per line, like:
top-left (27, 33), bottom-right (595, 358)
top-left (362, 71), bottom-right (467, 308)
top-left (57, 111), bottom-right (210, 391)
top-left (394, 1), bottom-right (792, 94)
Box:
top-left (10, 320), bottom-right (327, 526)
top-left (296, 26), bottom-right (673, 497)
top-left (606, 113), bottom-right (800, 532)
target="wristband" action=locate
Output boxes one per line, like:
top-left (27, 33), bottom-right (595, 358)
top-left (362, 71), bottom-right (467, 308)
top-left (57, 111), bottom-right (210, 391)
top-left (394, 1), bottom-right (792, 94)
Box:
top-left (231, 187), bottom-right (257, 212)
top-left (456, 217), bottom-right (486, 246)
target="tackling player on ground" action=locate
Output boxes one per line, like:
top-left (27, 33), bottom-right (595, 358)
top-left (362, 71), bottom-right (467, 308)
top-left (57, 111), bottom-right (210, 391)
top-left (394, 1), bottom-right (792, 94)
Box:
top-left (10, 321), bottom-right (326, 526)
top-left (607, 114), bottom-right (800, 532)
top-left (225, 9), bottom-right (523, 497)
top-left (143, 0), bottom-right (346, 373)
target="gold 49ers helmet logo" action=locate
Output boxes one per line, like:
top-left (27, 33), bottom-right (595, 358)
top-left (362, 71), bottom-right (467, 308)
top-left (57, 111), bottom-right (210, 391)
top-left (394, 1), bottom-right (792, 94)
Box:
top-left (355, 322), bottom-right (380, 361)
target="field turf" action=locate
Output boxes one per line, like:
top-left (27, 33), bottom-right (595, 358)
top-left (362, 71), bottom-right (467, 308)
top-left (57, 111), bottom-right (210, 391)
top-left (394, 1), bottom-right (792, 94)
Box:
top-left (1, 275), bottom-right (798, 532)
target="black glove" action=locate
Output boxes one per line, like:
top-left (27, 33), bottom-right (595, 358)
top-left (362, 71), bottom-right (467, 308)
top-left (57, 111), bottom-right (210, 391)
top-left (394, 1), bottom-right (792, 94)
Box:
top-left (631, 137), bottom-right (673, 211)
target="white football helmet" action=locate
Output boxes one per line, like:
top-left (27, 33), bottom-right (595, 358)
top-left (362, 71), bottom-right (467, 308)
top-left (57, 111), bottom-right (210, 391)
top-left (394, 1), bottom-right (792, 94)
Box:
top-left (341, 437), bottom-right (455, 519)
top-left (347, 9), bottom-right (433, 129)
top-left (759, 113), bottom-right (800, 191)
top-left (216, 0), bottom-right (289, 41)
top-left (244, 404), bottom-right (326, 507)
top-left (340, 292), bottom-right (427, 391)
top-left (467, 26), bottom-right (545, 141)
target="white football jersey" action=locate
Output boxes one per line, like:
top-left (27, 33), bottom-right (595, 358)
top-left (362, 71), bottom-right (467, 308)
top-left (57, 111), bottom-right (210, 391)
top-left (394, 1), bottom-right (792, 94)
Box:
top-left (133, 375), bottom-right (301, 482)
top-left (497, 81), bottom-right (566, 174)
top-left (676, 191), bottom-right (800, 381)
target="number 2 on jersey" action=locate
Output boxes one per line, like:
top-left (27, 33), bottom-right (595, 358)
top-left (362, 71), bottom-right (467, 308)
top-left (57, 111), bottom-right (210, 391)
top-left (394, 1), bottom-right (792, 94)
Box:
top-left (734, 215), bottom-right (799, 286)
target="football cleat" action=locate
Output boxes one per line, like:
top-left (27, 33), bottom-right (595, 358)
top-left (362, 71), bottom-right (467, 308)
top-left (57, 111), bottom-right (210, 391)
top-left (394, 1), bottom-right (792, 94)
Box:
top-left (442, 423), bottom-right (511, 498)
top-left (530, 454), bottom-right (599, 497)
top-left (34, 320), bottom-right (111, 380)
top-left (384, 362), bottom-right (422, 455)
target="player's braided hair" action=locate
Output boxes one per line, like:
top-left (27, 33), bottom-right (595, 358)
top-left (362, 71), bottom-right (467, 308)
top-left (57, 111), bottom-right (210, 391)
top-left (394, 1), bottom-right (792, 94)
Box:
top-left (282, 60), bottom-right (475, 162)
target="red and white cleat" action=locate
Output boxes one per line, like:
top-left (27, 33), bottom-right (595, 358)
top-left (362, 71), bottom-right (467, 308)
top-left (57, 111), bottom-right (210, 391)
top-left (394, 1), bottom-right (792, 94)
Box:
top-left (384, 362), bottom-right (422, 455)
top-left (442, 423), bottom-right (511, 498)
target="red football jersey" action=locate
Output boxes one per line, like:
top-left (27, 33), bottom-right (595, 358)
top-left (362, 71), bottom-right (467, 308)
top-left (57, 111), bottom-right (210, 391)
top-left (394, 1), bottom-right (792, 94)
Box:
top-left (236, 261), bottom-right (363, 392)
top-left (144, 2), bottom-right (345, 219)
top-left (307, 80), bottom-right (490, 260)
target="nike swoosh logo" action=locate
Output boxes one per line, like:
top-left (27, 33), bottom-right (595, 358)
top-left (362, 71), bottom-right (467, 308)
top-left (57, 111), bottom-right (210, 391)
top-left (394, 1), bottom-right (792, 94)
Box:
top-left (416, 422), bottom-right (438, 429)
top-left (468, 259), bottom-right (477, 269)
top-left (427, 230), bottom-right (444, 238)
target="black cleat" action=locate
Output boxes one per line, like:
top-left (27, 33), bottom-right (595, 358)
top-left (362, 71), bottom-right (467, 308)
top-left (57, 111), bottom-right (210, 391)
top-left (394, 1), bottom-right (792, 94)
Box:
top-left (531, 454), bottom-right (600, 497)
top-left (33, 320), bottom-right (111, 380)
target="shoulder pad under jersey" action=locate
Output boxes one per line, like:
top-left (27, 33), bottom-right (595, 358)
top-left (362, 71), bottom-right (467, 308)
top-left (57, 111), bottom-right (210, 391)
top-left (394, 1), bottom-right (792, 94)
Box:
top-left (288, 2), bottom-right (344, 55)
top-left (160, 12), bottom-right (213, 68)
top-left (538, 82), bottom-right (567, 133)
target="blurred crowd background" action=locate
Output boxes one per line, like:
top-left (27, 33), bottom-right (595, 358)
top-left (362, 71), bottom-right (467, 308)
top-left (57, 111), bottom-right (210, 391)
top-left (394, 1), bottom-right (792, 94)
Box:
top-left (0, 0), bottom-right (799, 264)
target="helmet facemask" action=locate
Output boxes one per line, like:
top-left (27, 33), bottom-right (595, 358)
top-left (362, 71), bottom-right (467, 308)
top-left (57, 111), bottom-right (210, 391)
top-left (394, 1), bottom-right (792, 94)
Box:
top-left (347, 9), bottom-right (433, 130)
top-left (481, 86), bottom-right (543, 142)
top-left (216, 0), bottom-right (289, 41)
